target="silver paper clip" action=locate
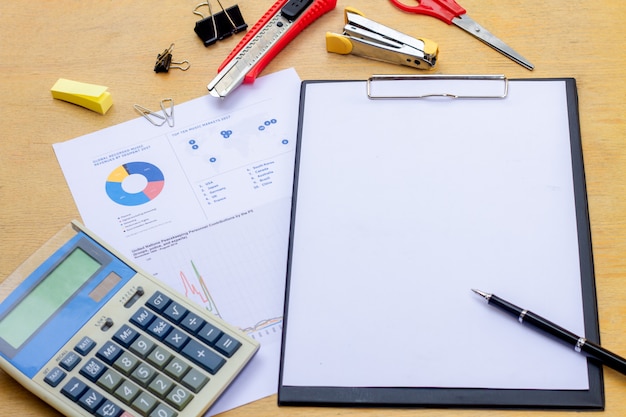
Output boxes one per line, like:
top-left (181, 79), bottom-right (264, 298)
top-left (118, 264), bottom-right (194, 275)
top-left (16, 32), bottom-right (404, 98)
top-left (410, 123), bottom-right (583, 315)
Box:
top-left (366, 74), bottom-right (509, 99)
top-left (326, 8), bottom-right (438, 70)
top-left (134, 99), bottom-right (175, 126)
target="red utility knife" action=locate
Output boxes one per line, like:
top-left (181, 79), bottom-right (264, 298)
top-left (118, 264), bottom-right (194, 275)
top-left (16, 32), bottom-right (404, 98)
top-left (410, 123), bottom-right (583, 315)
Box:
top-left (207, 0), bottom-right (337, 98)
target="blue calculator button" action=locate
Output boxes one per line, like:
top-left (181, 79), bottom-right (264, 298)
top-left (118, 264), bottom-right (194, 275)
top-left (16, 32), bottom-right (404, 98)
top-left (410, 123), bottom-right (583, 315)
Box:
top-left (130, 307), bottom-right (156, 329)
top-left (181, 339), bottom-right (225, 374)
top-left (113, 324), bottom-right (139, 347)
top-left (97, 341), bottom-right (124, 365)
top-left (164, 328), bottom-right (190, 352)
top-left (215, 333), bottom-right (242, 358)
top-left (146, 291), bottom-right (171, 312)
top-left (180, 312), bottom-right (205, 334)
top-left (43, 366), bottom-right (66, 387)
top-left (61, 376), bottom-right (88, 401)
top-left (80, 357), bottom-right (108, 382)
top-left (147, 318), bottom-right (173, 340)
top-left (197, 322), bottom-right (223, 346)
top-left (96, 399), bottom-right (124, 417)
top-left (78, 388), bottom-right (106, 413)
top-left (163, 301), bottom-right (188, 323)
top-left (60, 351), bottom-right (82, 371)
top-left (75, 336), bottom-right (97, 355)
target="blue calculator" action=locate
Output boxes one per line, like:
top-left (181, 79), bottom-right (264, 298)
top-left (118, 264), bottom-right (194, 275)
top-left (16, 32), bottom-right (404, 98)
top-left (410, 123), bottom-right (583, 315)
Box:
top-left (0, 221), bottom-right (259, 417)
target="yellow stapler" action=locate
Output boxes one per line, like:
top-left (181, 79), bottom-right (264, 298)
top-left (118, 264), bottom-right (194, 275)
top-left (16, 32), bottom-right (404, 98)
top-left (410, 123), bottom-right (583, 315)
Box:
top-left (326, 7), bottom-right (438, 70)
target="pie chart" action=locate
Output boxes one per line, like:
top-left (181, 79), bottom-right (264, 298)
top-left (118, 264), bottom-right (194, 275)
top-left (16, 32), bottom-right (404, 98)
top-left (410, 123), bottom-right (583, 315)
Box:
top-left (105, 162), bottom-right (165, 206)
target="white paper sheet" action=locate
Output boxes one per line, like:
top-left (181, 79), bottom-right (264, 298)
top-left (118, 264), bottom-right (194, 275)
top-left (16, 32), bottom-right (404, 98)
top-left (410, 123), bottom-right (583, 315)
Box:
top-left (53, 68), bottom-right (301, 415)
top-left (282, 79), bottom-right (590, 390)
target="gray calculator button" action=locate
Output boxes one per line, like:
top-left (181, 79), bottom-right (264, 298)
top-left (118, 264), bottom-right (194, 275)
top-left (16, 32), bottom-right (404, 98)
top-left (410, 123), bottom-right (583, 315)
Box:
top-left (43, 366), bottom-right (66, 387)
top-left (131, 363), bottom-right (157, 387)
top-left (147, 346), bottom-right (173, 369)
top-left (181, 339), bottom-right (225, 374)
top-left (114, 380), bottom-right (141, 405)
top-left (130, 334), bottom-right (156, 358)
top-left (181, 368), bottom-right (209, 393)
top-left (60, 351), bottom-right (81, 371)
top-left (114, 352), bottom-right (140, 375)
top-left (80, 358), bottom-right (108, 382)
top-left (165, 385), bottom-right (193, 410)
top-left (132, 391), bottom-right (158, 415)
top-left (75, 336), bottom-right (97, 355)
top-left (97, 369), bottom-right (124, 393)
top-left (164, 357), bottom-right (190, 381)
top-left (148, 373), bottom-right (175, 398)
top-left (149, 403), bottom-right (178, 417)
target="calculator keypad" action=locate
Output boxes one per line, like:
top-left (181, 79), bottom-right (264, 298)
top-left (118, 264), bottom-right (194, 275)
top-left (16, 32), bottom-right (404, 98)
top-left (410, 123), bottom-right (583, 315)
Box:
top-left (45, 290), bottom-right (250, 417)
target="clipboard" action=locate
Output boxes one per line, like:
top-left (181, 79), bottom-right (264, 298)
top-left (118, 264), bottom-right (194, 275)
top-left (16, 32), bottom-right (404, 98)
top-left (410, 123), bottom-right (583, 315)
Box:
top-left (278, 76), bottom-right (603, 409)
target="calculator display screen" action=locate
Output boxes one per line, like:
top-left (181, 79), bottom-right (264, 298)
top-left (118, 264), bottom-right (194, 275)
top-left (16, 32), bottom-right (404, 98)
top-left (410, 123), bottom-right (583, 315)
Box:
top-left (0, 248), bottom-right (100, 350)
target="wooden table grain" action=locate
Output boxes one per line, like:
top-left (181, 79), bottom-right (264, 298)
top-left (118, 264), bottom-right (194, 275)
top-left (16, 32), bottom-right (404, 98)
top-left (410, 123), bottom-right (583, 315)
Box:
top-left (1, 0), bottom-right (625, 415)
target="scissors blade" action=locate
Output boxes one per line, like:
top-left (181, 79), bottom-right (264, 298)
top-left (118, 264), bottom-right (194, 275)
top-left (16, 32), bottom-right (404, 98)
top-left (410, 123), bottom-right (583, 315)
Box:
top-left (453, 14), bottom-right (534, 70)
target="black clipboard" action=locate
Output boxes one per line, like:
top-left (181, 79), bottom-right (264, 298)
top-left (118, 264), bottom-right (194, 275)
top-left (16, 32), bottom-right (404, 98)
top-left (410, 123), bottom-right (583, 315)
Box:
top-left (278, 77), bottom-right (603, 409)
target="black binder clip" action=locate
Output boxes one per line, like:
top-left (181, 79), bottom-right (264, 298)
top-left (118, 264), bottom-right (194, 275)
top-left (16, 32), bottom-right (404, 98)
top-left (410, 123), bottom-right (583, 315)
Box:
top-left (154, 44), bottom-right (190, 73)
top-left (193, 1), bottom-right (247, 47)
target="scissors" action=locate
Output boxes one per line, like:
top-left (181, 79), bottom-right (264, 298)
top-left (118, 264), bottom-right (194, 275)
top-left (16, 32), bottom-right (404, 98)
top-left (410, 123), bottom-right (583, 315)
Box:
top-left (389, 0), bottom-right (534, 70)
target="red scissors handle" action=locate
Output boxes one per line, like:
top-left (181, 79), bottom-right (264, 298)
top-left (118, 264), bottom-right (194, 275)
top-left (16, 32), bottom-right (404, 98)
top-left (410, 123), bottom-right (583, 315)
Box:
top-left (389, 0), bottom-right (466, 25)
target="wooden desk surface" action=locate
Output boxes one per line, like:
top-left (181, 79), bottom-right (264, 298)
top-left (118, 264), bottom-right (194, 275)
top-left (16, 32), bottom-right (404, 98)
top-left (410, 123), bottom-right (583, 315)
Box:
top-left (1, 0), bottom-right (625, 415)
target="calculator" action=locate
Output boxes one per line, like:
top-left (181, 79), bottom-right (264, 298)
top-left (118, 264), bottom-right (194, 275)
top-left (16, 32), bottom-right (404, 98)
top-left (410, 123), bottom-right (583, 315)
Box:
top-left (0, 221), bottom-right (259, 417)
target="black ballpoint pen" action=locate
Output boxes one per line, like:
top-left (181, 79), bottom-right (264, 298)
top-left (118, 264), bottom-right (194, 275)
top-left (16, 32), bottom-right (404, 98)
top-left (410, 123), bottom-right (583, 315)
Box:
top-left (472, 289), bottom-right (626, 376)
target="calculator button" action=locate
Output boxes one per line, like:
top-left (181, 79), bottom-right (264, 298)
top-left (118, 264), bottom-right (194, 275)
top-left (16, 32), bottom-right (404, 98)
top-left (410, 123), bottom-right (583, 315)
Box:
top-left (165, 385), bottom-right (193, 410)
top-left (114, 380), bottom-right (141, 405)
top-left (149, 403), bottom-right (177, 417)
top-left (131, 307), bottom-right (156, 329)
top-left (61, 377), bottom-right (88, 401)
top-left (163, 357), bottom-right (190, 381)
top-left (97, 341), bottom-right (124, 365)
top-left (197, 323), bottom-right (222, 345)
top-left (148, 374), bottom-right (174, 398)
top-left (180, 312), bottom-right (205, 334)
top-left (81, 358), bottom-right (108, 382)
top-left (114, 324), bottom-right (140, 347)
top-left (147, 319), bottom-right (173, 340)
top-left (96, 399), bottom-right (124, 417)
top-left (75, 336), bottom-right (97, 355)
top-left (43, 366), bottom-right (66, 387)
top-left (164, 329), bottom-right (189, 352)
top-left (147, 346), bottom-right (173, 369)
top-left (130, 335), bottom-right (156, 358)
top-left (114, 352), bottom-right (140, 375)
top-left (60, 351), bottom-right (81, 371)
top-left (132, 391), bottom-right (158, 415)
top-left (146, 291), bottom-right (171, 312)
top-left (78, 388), bottom-right (106, 413)
top-left (98, 369), bottom-right (124, 393)
top-left (131, 363), bottom-right (157, 387)
top-left (181, 368), bottom-right (208, 393)
top-left (181, 339), bottom-right (225, 374)
top-left (214, 333), bottom-right (242, 357)
top-left (163, 301), bottom-right (187, 323)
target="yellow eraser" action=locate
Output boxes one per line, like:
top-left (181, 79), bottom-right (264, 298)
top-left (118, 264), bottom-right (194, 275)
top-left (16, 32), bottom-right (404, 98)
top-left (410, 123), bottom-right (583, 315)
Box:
top-left (51, 78), bottom-right (113, 115)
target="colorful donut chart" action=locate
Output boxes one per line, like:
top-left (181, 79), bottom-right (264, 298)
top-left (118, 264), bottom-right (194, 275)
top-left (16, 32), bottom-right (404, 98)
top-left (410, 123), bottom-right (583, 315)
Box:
top-left (105, 162), bottom-right (165, 206)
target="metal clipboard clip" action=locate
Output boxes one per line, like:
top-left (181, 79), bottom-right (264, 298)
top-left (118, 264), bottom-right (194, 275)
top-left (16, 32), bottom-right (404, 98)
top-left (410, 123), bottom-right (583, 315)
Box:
top-left (326, 8), bottom-right (438, 70)
top-left (366, 74), bottom-right (509, 99)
